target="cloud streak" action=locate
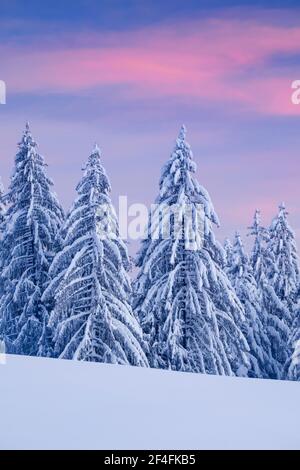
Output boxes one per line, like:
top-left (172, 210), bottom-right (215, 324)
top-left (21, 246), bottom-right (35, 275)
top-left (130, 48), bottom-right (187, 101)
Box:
top-left (2, 15), bottom-right (300, 115)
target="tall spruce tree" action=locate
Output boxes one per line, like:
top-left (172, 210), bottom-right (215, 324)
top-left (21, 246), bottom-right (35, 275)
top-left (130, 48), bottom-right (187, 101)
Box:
top-left (249, 207), bottom-right (299, 378)
top-left (134, 126), bottom-right (249, 376)
top-left (224, 238), bottom-right (234, 268)
top-left (226, 232), bottom-right (272, 378)
top-left (287, 288), bottom-right (300, 380)
top-left (248, 210), bottom-right (272, 286)
top-left (0, 177), bottom-right (6, 231)
top-left (0, 177), bottom-right (7, 306)
top-left (43, 145), bottom-right (148, 366)
top-left (0, 124), bottom-right (64, 356)
top-left (267, 204), bottom-right (299, 378)
top-left (268, 204), bottom-right (299, 313)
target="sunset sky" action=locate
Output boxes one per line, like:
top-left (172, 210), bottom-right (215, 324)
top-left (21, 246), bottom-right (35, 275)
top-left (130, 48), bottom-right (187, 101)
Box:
top-left (0, 0), bottom-right (300, 251)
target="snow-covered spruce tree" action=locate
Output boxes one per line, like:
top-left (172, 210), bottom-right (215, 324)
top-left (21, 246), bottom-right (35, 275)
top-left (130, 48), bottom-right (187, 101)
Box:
top-left (0, 177), bottom-right (7, 304)
top-left (287, 288), bottom-right (300, 380)
top-left (248, 209), bottom-right (280, 378)
top-left (134, 126), bottom-right (249, 375)
top-left (226, 232), bottom-right (272, 378)
top-left (0, 177), bottom-right (6, 232)
top-left (249, 207), bottom-right (299, 378)
top-left (0, 123), bottom-right (64, 356)
top-left (43, 145), bottom-right (148, 366)
top-left (267, 204), bottom-right (299, 378)
top-left (268, 204), bottom-right (299, 314)
top-left (248, 209), bottom-right (271, 287)
top-left (224, 238), bottom-right (234, 269)
top-left (264, 204), bottom-right (299, 378)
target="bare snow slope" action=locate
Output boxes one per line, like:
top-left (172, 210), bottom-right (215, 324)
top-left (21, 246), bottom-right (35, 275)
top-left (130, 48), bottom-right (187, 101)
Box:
top-left (0, 355), bottom-right (299, 450)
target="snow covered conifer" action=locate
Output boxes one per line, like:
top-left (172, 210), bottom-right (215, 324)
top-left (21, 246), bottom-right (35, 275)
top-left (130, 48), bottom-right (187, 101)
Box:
top-left (224, 238), bottom-right (234, 268)
top-left (44, 145), bottom-right (148, 366)
top-left (267, 204), bottom-right (299, 377)
top-left (0, 124), bottom-right (64, 356)
top-left (134, 126), bottom-right (249, 375)
top-left (268, 204), bottom-right (299, 313)
top-left (0, 177), bottom-right (7, 302)
top-left (287, 289), bottom-right (300, 380)
top-left (226, 232), bottom-right (272, 378)
top-left (249, 207), bottom-right (299, 378)
top-left (248, 209), bottom-right (272, 286)
top-left (0, 177), bottom-right (6, 232)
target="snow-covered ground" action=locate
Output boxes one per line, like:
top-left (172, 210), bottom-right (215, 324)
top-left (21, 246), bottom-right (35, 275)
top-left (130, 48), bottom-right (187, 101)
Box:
top-left (0, 355), bottom-right (299, 450)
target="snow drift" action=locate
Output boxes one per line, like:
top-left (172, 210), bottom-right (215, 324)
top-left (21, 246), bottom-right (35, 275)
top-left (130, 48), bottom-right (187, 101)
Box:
top-left (0, 355), bottom-right (299, 450)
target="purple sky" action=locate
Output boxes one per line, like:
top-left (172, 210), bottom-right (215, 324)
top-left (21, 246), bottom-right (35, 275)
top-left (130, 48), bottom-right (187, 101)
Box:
top-left (0, 1), bottom-right (300, 253)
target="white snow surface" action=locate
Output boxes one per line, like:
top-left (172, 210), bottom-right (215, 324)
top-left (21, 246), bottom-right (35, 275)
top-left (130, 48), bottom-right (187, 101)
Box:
top-left (0, 355), bottom-right (299, 450)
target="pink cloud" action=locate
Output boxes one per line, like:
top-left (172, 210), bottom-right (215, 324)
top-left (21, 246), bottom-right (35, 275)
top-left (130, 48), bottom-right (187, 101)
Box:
top-left (1, 16), bottom-right (300, 115)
